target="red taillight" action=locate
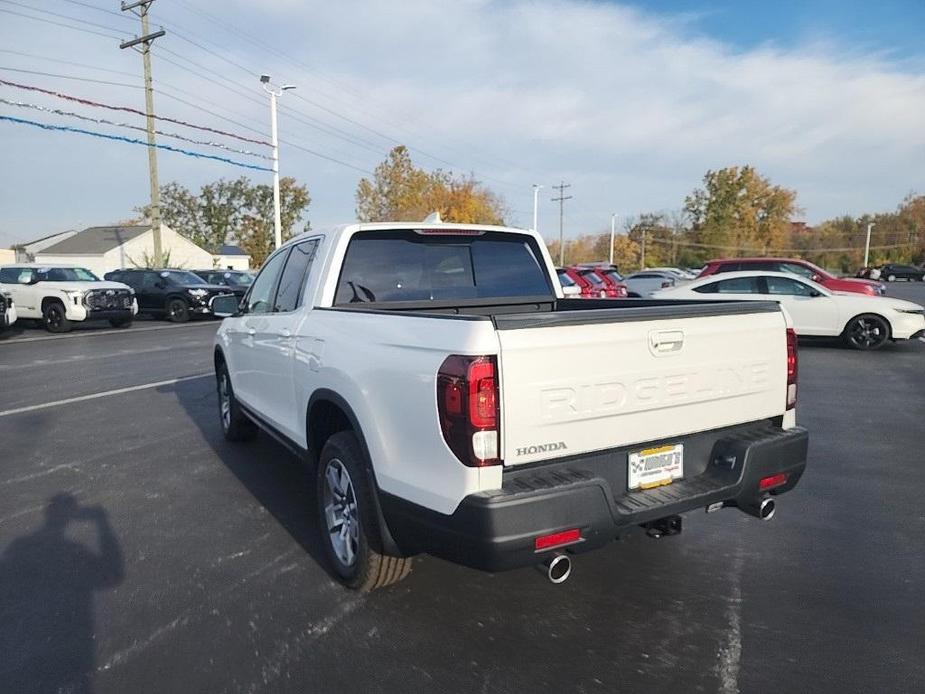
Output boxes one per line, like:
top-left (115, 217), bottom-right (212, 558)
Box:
top-left (437, 355), bottom-right (501, 467)
top-left (535, 528), bottom-right (581, 551)
top-left (759, 473), bottom-right (788, 491)
top-left (786, 328), bottom-right (798, 410)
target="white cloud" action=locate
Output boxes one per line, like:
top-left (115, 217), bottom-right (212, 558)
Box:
top-left (1, 0), bottom-right (923, 246)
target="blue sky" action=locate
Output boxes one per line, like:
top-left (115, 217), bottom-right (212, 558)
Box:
top-left (627, 0), bottom-right (925, 60)
top-left (1, 0), bottom-right (923, 248)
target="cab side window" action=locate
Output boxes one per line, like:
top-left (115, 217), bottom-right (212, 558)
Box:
top-left (274, 240), bottom-right (319, 313)
top-left (715, 277), bottom-right (761, 293)
top-left (0, 267), bottom-right (22, 283)
top-left (765, 276), bottom-right (815, 296)
top-left (246, 250), bottom-right (290, 314)
top-left (141, 272), bottom-right (161, 289)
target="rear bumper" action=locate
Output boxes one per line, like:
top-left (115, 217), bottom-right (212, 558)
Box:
top-left (381, 423), bottom-right (808, 572)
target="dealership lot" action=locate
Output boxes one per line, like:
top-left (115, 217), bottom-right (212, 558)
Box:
top-left (1, 286), bottom-right (924, 694)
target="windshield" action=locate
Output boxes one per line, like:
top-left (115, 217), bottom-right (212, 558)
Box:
top-left (579, 270), bottom-right (603, 285)
top-left (601, 269), bottom-right (624, 282)
top-left (161, 271), bottom-right (208, 286)
top-left (335, 230), bottom-right (552, 304)
top-left (36, 267), bottom-right (100, 282)
top-left (781, 261), bottom-right (829, 280)
top-left (224, 272), bottom-right (253, 286)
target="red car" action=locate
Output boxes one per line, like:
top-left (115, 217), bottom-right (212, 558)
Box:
top-left (564, 266), bottom-right (627, 298)
top-left (698, 258), bottom-right (885, 296)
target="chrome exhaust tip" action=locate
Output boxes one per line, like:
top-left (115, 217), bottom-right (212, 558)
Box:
top-left (738, 496), bottom-right (776, 521)
top-left (543, 553), bottom-right (571, 584)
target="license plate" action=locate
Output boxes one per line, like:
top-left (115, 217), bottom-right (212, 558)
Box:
top-left (628, 444), bottom-right (684, 490)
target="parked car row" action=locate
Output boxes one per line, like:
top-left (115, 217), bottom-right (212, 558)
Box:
top-left (0, 263), bottom-right (251, 333)
top-left (856, 263), bottom-right (925, 282)
top-left (550, 256), bottom-right (924, 351)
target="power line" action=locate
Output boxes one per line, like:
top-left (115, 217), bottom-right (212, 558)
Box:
top-left (0, 7), bottom-right (121, 40)
top-left (168, 0), bottom-right (525, 175)
top-left (58, 0), bottom-right (135, 22)
top-left (0, 49), bottom-right (139, 79)
top-left (0, 66), bottom-right (141, 89)
top-left (0, 114), bottom-right (273, 172)
top-left (0, 0), bottom-right (124, 34)
top-left (0, 76), bottom-right (272, 146)
top-left (0, 97), bottom-right (272, 159)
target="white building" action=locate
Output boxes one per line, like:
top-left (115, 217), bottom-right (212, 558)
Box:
top-left (213, 244), bottom-right (252, 271)
top-left (28, 225), bottom-right (249, 275)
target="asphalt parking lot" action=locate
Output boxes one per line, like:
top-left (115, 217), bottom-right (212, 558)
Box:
top-left (1, 286), bottom-right (924, 694)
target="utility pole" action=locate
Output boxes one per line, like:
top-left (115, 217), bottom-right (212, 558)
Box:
top-left (641, 227), bottom-right (647, 269)
top-left (260, 75), bottom-right (295, 250)
top-left (532, 184), bottom-right (542, 233)
top-left (551, 182), bottom-right (572, 266)
top-left (864, 222), bottom-right (875, 267)
top-left (120, 0), bottom-right (166, 267)
top-left (609, 213), bottom-right (616, 266)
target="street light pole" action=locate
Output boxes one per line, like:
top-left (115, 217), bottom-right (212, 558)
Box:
top-left (532, 184), bottom-right (542, 233)
top-left (609, 213), bottom-right (616, 266)
top-left (864, 222), bottom-right (875, 267)
top-left (260, 75), bottom-right (295, 250)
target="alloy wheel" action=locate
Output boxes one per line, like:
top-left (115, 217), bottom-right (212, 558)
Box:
top-left (322, 459), bottom-right (360, 568)
top-left (218, 373), bottom-right (232, 431)
top-left (848, 316), bottom-right (888, 349)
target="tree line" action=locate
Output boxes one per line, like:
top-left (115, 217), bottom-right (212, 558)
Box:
top-left (139, 148), bottom-right (922, 271)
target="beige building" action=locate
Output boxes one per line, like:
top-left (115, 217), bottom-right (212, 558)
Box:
top-left (0, 248), bottom-right (14, 265)
top-left (29, 225), bottom-right (250, 276)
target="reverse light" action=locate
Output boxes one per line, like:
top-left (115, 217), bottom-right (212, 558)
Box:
top-left (437, 355), bottom-right (501, 467)
top-left (786, 328), bottom-right (798, 410)
top-left (759, 473), bottom-right (789, 491)
top-left (535, 528), bottom-right (581, 551)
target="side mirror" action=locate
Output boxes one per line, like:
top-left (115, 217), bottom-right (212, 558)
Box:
top-left (811, 274), bottom-right (822, 283)
top-left (809, 290), bottom-right (822, 298)
top-left (18, 273), bottom-right (35, 285)
top-left (212, 293), bottom-right (241, 318)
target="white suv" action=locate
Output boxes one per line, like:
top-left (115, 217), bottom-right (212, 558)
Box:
top-left (0, 264), bottom-right (137, 332)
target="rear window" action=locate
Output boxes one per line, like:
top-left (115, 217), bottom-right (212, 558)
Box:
top-left (600, 269), bottom-right (624, 282)
top-left (556, 270), bottom-right (577, 287)
top-left (334, 231), bottom-right (552, 304)
top-left (578, 269), bottom-right (603, 285)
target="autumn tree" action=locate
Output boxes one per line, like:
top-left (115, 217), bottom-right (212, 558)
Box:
top-left (238, 177), bottom-right (311, 266)
top-left (356, 146), bottom-right (506, 224)
top-left (138, 176), bottom-right (311, 267)
top-left (684, 166), bottom-right (798, 259)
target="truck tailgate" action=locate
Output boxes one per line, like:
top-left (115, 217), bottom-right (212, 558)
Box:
top-left (495, 304), bottom-right (788, 466)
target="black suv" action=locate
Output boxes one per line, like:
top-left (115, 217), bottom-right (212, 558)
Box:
top-left (191, 269), bottom-right (253, 299)
top-left (878, 264), bottom-right (925, 282)
top-left (104, 269), bottom-right (230, 322)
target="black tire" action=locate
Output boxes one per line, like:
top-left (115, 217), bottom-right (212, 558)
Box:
top-left (109, 318), bottom-right (132, 329)
top-left (842, 313), bottom-right (891, 350)
top-left (216, 362), bottom-right (257, 442)
top-left (317, 431), bottom-right (412, 591)
top-left (42, 301), bottom-right (72, 333)
top-left (166, 297), bottom-right (190, 323)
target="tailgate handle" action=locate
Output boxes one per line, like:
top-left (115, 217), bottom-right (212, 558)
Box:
top-left (649, 330), bottom-right (684, 355)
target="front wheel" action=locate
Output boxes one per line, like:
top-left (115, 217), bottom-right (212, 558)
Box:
top-left (42, 301), bottom-right (72, 333)
top-left (166, 298), bottom-right (190, 323)
top-left (886, 274), bottom-right (896, 282)
top-left (317, 432), bottom-right (412, 591)
top-left (843, 314), bottom-right (891, 350)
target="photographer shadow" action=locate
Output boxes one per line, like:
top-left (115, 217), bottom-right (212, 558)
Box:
top-left (0, 494), bottom-right (123, 694)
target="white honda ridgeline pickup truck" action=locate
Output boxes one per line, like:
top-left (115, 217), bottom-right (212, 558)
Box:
top-left (212, 222), bottom-right (808, 590)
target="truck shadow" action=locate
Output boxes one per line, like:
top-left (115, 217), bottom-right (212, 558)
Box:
top-left (168, 378), bottom-right (330, 575)
top-left (0, 494), bottom-right (124, 694)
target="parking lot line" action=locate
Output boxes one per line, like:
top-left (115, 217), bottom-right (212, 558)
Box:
top-left (0, 321), bottom-right (217, 346)
top-left (0, 373), bottom-right (212, 418)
